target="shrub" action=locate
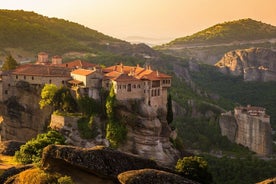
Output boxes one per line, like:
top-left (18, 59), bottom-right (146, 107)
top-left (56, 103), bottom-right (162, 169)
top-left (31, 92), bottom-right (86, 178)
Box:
top-left (175, 156), bottom-right (212, 184)
top-left (15, 130), bottom-right (65, 164)
top-left (77, 116), bottom-right (99, 139)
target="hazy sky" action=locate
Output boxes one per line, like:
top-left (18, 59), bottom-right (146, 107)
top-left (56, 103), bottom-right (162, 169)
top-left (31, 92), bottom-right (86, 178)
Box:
top-left (1, 0), bottom-right (276, 43)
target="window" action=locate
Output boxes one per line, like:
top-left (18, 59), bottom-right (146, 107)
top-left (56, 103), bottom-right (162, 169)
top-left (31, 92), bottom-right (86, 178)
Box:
top-left (138, 84), bottom-right (141, 88)
top-left (49, 79), bottom-right (52, 84)
top-left (127, 84), bottom-right (131, 92)
top-left (24, 76), bottom-right (26, 80)
top-left (133, 84), bottom-right (136, 88)
top-left (32, 76), bottom-right (34, 80)
top-left (16, 75), bottom-right (18, 79)
top-left (8, 84), bottom-right (10, 87)
top-left (5, 90), bottom-right (8, 94)
top-left (152, 80), bottom-right (160, 87)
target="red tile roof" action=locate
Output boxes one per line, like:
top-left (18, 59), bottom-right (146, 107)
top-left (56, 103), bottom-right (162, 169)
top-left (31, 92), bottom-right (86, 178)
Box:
top-left (12, 64), bottom-right (71, 77)
top-left (56, 60), bottom-right (97, 69)
top-left (71, 69), bottom-right (95, 76)
top-left (103, 63), bottom-right (171, 81)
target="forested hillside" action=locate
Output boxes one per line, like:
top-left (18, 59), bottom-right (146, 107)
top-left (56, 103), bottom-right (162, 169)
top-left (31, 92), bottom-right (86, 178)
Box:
top-left (0, 10), bottom-right (126, 55)
top-left (165, 18), bottom-right (276, 45)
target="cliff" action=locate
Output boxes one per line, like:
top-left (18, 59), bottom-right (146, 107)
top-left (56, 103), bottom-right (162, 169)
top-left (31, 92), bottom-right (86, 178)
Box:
top-left (215, 48), bottom-right (276, 81)
top-left (219, 107), bottom-right (272, 156)
top-left (0, 81), bottom-right (53, 142)
top-left (50, 99), bottom-right (179, 168)
top-left (116, 100), bottom-right (179, 167)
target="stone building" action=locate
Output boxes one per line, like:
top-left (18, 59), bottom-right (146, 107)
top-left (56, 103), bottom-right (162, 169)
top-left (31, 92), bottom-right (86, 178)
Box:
top-left (219, 105), bottom-right (272, 156)
top-left (102, 63), bottom-right (171, 110)
top-left (0, 53), bottom-right (172, 111)
top-left (69, 68), bottom-right (103, 100)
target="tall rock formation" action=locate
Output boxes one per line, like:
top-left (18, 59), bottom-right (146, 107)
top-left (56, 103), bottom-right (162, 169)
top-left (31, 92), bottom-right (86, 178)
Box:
top-left (0, 81), bottom-right (52, 141)
top-left (50, 99), bottom-right (180, 168)
top-left (219, 106), bottom-right (272, 156)
top-left (215, 48), bottom-right (276, 81)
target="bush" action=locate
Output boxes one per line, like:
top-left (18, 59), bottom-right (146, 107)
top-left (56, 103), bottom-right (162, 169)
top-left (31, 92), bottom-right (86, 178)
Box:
top-left (14, 130), bottom-right (65, 164)
top-left (77, 116), bottom-right (99, 139)
top-left (175, 156), bottom-right (212, 184)
top-left (15, 168), bottom-right (74, 184)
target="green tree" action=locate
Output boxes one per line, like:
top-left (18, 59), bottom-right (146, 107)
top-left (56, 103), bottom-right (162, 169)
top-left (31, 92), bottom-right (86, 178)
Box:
top-left (39, 84), bottom-right (58, 109)
top-left (53, 87), bottom-right (78, 113)
top-left (77, 96), bottom-right (101, 116)
top-left (166, 93), bottom-right (173, 124)
top-left (105, 83), bottom-right (127, 147)
top-left (14, 130), bottom-right (65, 164)
top-left (1, 55), bottom-right (19, 71)
top-left (105, 83), bottom-right (116, 120)
top-left (175, 156), bottom-right (213, 184)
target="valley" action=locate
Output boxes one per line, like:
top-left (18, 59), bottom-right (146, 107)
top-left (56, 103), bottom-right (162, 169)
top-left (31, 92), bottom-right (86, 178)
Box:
top-left (0, 10), bottom-right (275, 184)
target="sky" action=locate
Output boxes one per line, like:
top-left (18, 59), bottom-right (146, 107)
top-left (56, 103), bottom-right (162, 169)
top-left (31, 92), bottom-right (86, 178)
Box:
top-left (1, 0), bottom-right (276, 44)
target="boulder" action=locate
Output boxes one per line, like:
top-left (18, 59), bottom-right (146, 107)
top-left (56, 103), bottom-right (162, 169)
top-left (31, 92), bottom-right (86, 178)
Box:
top-left (41, 145), bottom-right (166, 179)
top-left (0, 140), bottom-right (25, 156)
top-left (117, 169), bottom-right (199, 184)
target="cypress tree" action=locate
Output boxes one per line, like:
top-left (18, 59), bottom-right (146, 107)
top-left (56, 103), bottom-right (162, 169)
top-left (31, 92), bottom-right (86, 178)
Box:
top-left (166, 93), bottom-right (173, 124)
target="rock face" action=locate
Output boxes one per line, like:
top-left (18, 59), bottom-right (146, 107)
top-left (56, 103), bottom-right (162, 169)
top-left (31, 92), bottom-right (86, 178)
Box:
top-left (118, 169), bottom-right (199, 184)
top-left (215, 48), bottom-right (276, 81)
top-left (41, 145), bottom-right (163, 179)
top-left (0, 81), bottom-right (52, 142)
top-left (219, 106), bottom-right (272, 155)
top-left (116, 100), bottom-right (179, 167)
top-left (50, 114), bottom-right (108, 148)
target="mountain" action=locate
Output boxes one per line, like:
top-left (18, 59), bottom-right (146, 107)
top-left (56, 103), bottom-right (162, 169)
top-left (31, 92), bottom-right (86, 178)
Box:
top-left (0, 10), bottom-right (124, 53)
top-left (156, 19), bottom-right (276, 64)
top-left (215, 48), bottom-right (276, 81)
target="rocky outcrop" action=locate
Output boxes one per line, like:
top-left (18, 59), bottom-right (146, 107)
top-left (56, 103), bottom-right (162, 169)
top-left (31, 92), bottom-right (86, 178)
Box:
top-left (41, 145), bottom-right (165, 179)
top-left (219, 112), bottom-right (237, 142)
top-left (118, 169), bottom-right (199, 184)
top-left (116, 100), bottom-right (179, 167)
top-left (0, 81), bottom-right (53, 142)
top-left (0, 140), bottom-right (24, 156)
top-left (49, 114), bottom-right (108, 148)
top-left (219, 107), bottom-right (272, 156)
top-left (215, 48), bottom-right (276, 81)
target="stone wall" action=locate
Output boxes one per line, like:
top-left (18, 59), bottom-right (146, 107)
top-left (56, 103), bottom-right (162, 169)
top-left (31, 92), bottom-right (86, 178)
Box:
top-left (12, 74), bottom-right (70, 87)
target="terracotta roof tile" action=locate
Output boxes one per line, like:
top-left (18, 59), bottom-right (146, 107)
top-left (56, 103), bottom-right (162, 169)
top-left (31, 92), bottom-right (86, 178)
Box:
top-left (12, 64), bottom-right (71, 77)
top-left (71, 69), bottom-right (95, 76)
top-left (57, 60), bottom-right (97, 69)
top-left (104, 64), bottom-right (171, 81)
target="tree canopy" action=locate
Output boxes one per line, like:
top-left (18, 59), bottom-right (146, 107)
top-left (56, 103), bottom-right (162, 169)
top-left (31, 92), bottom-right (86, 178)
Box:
top-left (1, 55), bottom-right (19, 71)
top-left (39, 84), bottom-right (58, 109)
top-left (175, 156), bottom-right (213, 184)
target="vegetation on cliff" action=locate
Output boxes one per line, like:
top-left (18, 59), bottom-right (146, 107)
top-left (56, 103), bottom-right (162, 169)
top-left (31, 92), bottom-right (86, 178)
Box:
top-left (165, 18), bottom-right (276, 46)
top-left (105, 84), bottom-right (127, 147)
top-left (14, 130), bottom-right (65, 164)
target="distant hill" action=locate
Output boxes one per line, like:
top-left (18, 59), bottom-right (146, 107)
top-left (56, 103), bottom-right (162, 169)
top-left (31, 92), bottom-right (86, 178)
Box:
top-left (0, 10), bottom-right (124, 53)
top-left (156, 19), bottom-right (276, 65)
top-left (167, 18), bottom-right (276, 45)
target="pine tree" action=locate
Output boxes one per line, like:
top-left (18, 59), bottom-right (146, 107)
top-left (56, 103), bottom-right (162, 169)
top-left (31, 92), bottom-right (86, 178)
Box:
top-left (2, 55), bottom-right (19, 71)
top-left (166, 93), bottom-right (173, 124)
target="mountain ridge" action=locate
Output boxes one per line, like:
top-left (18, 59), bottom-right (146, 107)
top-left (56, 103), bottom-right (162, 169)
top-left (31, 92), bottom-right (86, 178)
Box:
top-left (164, 18), bottom-right (276, 46)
